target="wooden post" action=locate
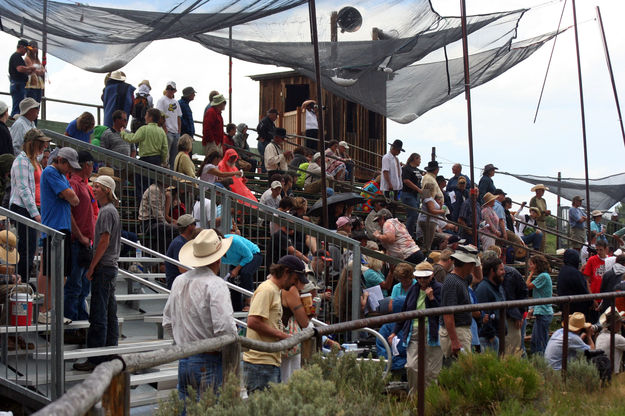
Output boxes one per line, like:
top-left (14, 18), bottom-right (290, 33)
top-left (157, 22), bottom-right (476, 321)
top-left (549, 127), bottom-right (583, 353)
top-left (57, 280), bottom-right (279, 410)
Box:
top-left (296, 106), bottom-right (302, 137)
top-left (101, 371), bottom-right (130, 416)
top-left (431, 146), bottom-right (436, 162)
top-left (301, 336), bottom-right (317, 365)
top-left (556, 172), bottom-right (561, 248)
top-left (222, 342), bottom-right (241, 379)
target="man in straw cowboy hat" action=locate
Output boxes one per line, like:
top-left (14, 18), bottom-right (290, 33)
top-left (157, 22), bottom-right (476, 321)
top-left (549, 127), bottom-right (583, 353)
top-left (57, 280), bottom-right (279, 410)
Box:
top-left (102, 70), bottom-right (135, 129)
top-left (568, 195), bottom-right (587, 250)
top-left (544, 311), bottom-right (595, 370)
top-left (74, 175), bottom-right (121, 371)
top-left (595, 309), bottom-right (625, 374)
top-left (243, 255), bottom-right (308, 393)
top-left (162, 228), bottom-right (237, 400)
top-left (530, 184), bottom-right (550, 251)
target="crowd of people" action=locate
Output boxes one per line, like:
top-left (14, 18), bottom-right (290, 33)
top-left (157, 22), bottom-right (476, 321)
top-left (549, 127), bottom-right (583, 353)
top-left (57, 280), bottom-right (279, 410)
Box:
top-left (3, 36), bottom-right (625, 405)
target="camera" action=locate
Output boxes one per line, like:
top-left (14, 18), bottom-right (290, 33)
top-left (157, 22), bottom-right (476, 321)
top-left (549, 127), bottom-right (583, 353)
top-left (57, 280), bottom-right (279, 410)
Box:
top-left (591, 323), bottom-right (602, 333)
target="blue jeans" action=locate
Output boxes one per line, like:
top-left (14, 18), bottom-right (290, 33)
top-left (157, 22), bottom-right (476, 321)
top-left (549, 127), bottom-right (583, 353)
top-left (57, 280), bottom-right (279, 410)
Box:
top-left (479, 336), bottom-right (499, 353)
top-left (10, 80), bottom-right (26, 116)
top-left (231, 253), bottom-right (263, 311)
top-left (522, 232), bottom-right (543, 251)
top-left (64, 241), bottom-right (91, 321)
top-left (401, 192), bottom-right (420, 238)
top-left (87, 266), bottom-right (119, 364)
top-left (167, 132), bottom-right (180, 170)
top-left (178, 353), bottom-right (223, 401)
top-left (26, 88), bottom-right (42, 103)
top-left (257, 140), bottom-right (268, 173)
top-left (530, 314), bottom-right (552, 355)
top-left (244, 362), bottom-right (280, 393)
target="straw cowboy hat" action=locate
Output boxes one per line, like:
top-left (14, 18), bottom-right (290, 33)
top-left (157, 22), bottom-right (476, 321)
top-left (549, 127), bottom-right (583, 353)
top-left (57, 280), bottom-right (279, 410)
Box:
top-left (531, 184), bottom-right (549, 192)
top-left (566, 312), bottom-right (591, 332)
top-left (413, 261), bottom-right (434, 277)
top-left (0, 230), bottom-right (20, 265)
top-left (18, 97), bottom-right (39, 118)
top-left (90, 167), bottom-right (120, 182)
top-left (590, 210), bottom-right (603, 218)
top-left (109, 71), bottom-right (126, 82)
top-left (179, 229), bottom-right (233, 268)
top-left (481, 192), bottom-right (497, 207)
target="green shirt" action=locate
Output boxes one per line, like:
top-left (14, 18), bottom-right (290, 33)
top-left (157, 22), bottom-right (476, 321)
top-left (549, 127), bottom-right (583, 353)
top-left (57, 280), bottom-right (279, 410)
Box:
top-left (124, 122), bottom-right (168, 162)
top-left (412, 289), bottom-right (428, 331)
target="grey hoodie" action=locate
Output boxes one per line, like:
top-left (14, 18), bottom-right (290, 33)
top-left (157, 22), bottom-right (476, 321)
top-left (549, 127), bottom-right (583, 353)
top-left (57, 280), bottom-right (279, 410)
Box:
top-left (233, 123), bottom-right (249, 150)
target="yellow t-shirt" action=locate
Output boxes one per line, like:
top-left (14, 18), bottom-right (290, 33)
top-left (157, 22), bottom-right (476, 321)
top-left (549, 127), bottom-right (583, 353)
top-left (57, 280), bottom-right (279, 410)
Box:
top-left (243, 279), bottom-right (283, 367)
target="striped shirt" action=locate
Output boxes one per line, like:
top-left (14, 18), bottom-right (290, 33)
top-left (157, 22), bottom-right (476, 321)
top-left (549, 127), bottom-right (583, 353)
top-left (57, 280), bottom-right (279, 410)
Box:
top-left (9, 152), bottom-right (39, 218)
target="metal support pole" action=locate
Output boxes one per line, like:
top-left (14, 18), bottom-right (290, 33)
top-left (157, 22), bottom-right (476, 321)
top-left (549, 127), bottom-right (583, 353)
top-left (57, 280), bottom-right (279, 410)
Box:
top-left (351, 244), bottom-right (361, 339)
top-left (417, 316), bottom-right (426, 416)
top-left (101, 371), bottom-right (130, 416)
top-left (228, 26), bottom-right (233, 125)
top-left (561, 303), bottom-right (570, 381)
top-left (596, 7), bottom-right (625, 148)
top-left (556, 172), bottom-right (561, 248)
top-left (50, 235), bottom-right (65, 399)
top-left (571, 0), bottom-right (592, 236)
top-left (209, 186), bottom-right (216, 229)
top-left (459, 0), bottom-right (478, 247)
top-left (308, 0), bottom-right (329, 228)
top-left (41, 0), bottom-right (48, 120)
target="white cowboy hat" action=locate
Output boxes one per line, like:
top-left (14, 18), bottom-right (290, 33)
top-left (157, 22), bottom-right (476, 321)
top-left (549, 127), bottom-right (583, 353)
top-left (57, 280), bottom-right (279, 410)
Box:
top-left (178, 229), bottom-right (233, 268)
top-left (530, 184), bottom-right (549, 192)
top-left (109, 71), bottom-right (126, 82)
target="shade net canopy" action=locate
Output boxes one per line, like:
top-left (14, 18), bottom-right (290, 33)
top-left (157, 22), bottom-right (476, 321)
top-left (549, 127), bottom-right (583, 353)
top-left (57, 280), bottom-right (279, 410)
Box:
top-left (502, 171), bottom-right (625, 211)
top-left (1, 0), bottom-right (556, 122)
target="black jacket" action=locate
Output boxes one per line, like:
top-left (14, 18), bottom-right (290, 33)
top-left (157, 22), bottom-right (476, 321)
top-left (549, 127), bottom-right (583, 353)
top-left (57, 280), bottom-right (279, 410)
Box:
top-left (502, 266), bottom-right (528, 321)
top-left (392, 279), bottom-right (442, 345)
top-left (256, 116), bottom-right (275, 142)
top-left (556, 249), bottom-right (592, 318)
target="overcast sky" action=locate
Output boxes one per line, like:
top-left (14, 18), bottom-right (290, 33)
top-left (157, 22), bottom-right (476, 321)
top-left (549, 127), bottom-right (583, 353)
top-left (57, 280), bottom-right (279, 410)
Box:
top-left (1, 0), bottom-right (623, 213)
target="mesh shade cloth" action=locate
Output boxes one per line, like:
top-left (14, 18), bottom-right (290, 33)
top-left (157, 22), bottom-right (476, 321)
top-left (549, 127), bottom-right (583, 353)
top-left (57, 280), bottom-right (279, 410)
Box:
top-left (1, 0), bottom-right (556, 121)
top-left (502, 171), bottom-right (625, 211)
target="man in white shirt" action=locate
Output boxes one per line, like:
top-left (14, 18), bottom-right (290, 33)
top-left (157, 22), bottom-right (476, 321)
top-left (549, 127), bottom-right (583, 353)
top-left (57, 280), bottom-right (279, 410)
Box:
top-left (264, 127), bottom-right (292, 175)
top-left (163, 229), bottom-right (237, 400)
top-left (155, 81), bottom-right (182, 169)
top-left (381, 139), bottom-right (404, 200)
top-left (260, 180), bottom-right (282, 209)
top-left (10, 97), bottom-right (39, 154)
top-left (595, 310), bottom-right (625, 374)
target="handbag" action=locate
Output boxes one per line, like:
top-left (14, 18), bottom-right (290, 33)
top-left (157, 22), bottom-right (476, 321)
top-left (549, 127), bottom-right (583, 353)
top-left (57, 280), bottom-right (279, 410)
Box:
top-left (77, 243), bottom-right (93, 269)
top-left (282, 316), bottom-right (302, 358)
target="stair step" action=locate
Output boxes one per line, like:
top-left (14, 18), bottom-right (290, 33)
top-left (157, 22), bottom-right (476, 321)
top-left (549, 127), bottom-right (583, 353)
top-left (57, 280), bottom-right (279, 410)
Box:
top-left (119, 257), bottom-right (164, 263)
top-left (32, 339), bottom-right (173, 360)
top-left (0, 319), bottom-right (125, 334)
top-left (130, 368), bottom-right (178, 386)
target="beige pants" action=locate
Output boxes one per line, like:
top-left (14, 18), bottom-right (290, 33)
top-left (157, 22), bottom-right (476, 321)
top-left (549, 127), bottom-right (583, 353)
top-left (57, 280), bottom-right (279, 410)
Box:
top-left (571, 227), bottom-right (586, 249)
top-left (439, 326), bottom-right (472, 358)
top-left (505, 317), bottom-right (523, 355)
top-left (406, 330), bottom-right (443, 394)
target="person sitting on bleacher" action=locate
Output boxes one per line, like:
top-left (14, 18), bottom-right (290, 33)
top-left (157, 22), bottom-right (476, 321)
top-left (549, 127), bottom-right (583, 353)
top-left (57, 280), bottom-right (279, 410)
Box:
top-left (217, 148), bottom-right (256, 202)
top-left (138, 177), bottom-right (178, 255)
top-left (325, 140), bottom-right (346, 181)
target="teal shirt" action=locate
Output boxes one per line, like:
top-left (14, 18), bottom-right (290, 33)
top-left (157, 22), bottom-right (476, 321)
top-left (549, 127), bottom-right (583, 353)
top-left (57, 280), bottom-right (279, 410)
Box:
top-left (363, 269), bottom-right (388, 297)
top-left (532, 272), bottom-right (553, 315)
top-left (391, 279), bottom-right (416, 299)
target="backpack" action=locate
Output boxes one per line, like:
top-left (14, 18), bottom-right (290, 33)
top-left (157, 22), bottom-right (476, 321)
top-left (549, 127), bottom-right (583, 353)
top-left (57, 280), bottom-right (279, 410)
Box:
top-left (130, 95), bottom-right (149, 132)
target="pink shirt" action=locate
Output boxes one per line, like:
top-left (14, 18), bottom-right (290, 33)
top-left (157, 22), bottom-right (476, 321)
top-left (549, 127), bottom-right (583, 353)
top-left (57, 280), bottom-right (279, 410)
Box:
top-left (481, 206), bottom-right (500, 237)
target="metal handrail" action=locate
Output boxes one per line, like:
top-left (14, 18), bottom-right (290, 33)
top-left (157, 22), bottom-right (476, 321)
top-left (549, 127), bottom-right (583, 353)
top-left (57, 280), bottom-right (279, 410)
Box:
top-left (33, 291), bottom-right (625, 416)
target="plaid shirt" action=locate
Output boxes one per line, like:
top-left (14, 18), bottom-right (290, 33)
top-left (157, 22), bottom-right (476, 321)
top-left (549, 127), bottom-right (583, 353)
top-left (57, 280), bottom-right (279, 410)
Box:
top-left (138, 184), bottom-right (166, 222)
top-left (10, 152), bottom-right (39, 218)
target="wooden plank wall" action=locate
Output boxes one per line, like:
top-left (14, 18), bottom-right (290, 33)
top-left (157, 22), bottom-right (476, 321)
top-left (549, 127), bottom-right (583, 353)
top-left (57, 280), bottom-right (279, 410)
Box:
top-left (256, 74), bottom-right (386, 181)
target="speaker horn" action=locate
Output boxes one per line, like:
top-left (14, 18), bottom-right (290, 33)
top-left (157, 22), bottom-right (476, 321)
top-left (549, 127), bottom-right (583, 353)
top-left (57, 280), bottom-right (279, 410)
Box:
top-left (337, 7), bottom-right (362, 33)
